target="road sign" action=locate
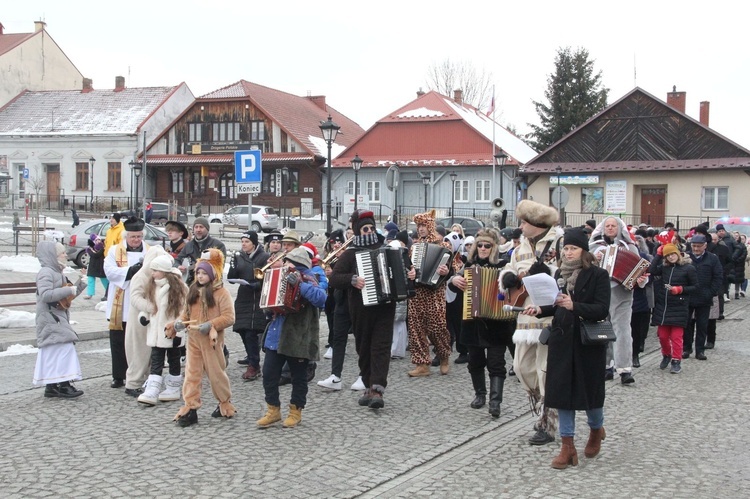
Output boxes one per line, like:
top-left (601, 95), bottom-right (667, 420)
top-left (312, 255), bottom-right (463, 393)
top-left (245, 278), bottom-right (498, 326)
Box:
top-left (551, 186), bottom-right (569, 209)
top-left (236, 183), bottom-right (261, 195)
top-left (23, 168), bottom-right (29, 179)
top-left (386, 165), bottom-right (400, 191)
top-left (234, 150), bottom-right (262, 183)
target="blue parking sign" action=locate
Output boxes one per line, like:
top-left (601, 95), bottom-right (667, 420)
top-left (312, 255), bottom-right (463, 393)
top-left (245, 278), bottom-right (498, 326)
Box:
top-left (23, 168), bottom-right (29, 179)
top-left (234, 150), bottom-right (262, 183)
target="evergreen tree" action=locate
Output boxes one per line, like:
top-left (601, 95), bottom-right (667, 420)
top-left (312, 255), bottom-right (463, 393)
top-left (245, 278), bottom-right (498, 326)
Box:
top-left (528, 47), bottom-right (608, 151)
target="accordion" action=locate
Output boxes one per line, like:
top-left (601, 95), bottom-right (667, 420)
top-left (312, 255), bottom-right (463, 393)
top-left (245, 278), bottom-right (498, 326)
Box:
top-left (259, 267), bottom-right (302, 314)
top-left (355, 247), bottom-right (409, 306)
top-left (602, 245), bottom-right (650, 290)
top-left (411, 242), bottom-right (452, 289)
top-left (462, 266), bottom-right (519, 321)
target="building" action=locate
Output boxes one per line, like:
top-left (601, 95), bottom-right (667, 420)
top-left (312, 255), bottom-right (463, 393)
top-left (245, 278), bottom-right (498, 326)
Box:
top-left (521, 87), bottom-right (750, 229)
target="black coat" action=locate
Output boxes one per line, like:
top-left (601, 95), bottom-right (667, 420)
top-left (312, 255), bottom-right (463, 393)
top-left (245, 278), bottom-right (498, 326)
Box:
top-left (687, 251), bottom-right (724, 306)
top-left (542, 265), bottom-right (610, 411)
top-left (86, 244), bottom-right (106, 278)
top-left (731, 242), bottom-right (747, 284)
top-left (226, 247), bottom-right (269, 331)
top-left (649, 255), bottom-right (698, 328)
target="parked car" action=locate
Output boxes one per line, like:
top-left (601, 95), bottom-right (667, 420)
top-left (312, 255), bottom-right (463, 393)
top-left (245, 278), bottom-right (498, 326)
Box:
top-left (65, 218), bottom-right (167, 268)
top-left (148, 202), bottom-right (188, 224)
top-left (436, 216), bottom-right (485, 237)
top-left (208, 205), bottom-right (279, 233)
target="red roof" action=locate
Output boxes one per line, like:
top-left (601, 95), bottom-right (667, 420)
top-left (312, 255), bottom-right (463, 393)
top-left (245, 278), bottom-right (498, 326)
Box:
top-left (145, 152), bottom-right (320, 166)
top-left (0, 31), bottom-right (35, 56)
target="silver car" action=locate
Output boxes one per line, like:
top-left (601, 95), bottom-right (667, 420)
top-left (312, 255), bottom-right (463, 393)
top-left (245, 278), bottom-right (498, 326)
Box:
top-left (65, 218), bottom-right (167, 268)
top-left (208, 205), bottom-right (279, 232)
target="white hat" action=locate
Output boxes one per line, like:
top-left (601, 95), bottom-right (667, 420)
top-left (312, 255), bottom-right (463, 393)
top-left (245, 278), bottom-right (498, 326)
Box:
top-left (150, 254), bottom-right (180, 276)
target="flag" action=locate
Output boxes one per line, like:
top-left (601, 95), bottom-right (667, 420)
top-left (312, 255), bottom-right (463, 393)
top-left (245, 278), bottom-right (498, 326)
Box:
top-left (486, 94), bottom-right (495, 117)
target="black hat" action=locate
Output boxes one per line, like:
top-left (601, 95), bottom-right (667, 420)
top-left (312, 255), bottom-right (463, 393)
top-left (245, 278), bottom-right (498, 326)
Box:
top-left (395, 230), bottom-right (411, 249)
top-left (716, 223), bottom-right (726, 231)
top-left (563, 227), bottom-right (589, 251)
top-left (350, 209), bottom-right (376, 236)
top-left (327, 229), bottom-right (345, 244)
top-left (241, 231), bottom-right (259, 246)
top-left (123, 216), bottom-right (145, 232)
top-left (111, 213), bottom-right (123, 223)
top-left (511, 228), bottom-right (523, 240)
top-left (165, 220), bottom-right (189, 240)
top-left (264, 231), bottom-right (283, 244)
top-left (585, 219), bottom-right (597, 230)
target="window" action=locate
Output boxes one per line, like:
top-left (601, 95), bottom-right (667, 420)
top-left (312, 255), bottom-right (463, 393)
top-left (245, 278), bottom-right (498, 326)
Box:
top-left (190, 171), bottom-right (203, 193)
top-left (76, 162), bottom-right (89, 191)
top-left (16, 164), bottom-right (25, 193)
top-left (347, 181), bottom-right (361, 196)
top-left (172, 172), bottom-right (184, 193)
top-left (454, 180), bottom-right (469, 202)
top-left (188, 123), bottom-right (202, 142)
top-left (212, 122), bottom-right (240, 142)
top-left (262, 167), bottom-right (298, 195)
top-left (219, 172), bottom-right (236, 200)
top-left (107, 162), bottom-right (122, 190)
top-left (366, 181), bottom-right (380, 203)
top-left (702, 187), bottom-right (728, 210)
top-left (250, 121), bottom-right (266, 141)
top-left (475, 180), bottom-right (490, 202)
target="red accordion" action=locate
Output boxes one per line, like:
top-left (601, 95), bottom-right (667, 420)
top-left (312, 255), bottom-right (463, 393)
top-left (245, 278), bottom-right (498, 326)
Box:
top-left (259, 267), bottom-right (302, 314)
top-left (602, 245), bottom-right (650, 290)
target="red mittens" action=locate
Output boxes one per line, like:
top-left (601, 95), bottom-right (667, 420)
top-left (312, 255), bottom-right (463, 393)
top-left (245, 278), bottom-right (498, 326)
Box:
top-left (669, 285), bottom-right (683, 295)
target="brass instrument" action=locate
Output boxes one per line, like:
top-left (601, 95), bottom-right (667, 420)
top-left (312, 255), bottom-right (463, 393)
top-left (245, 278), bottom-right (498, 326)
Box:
top-left (321, 236), bottom-right (354, 270)
top-left (254, 251), bottom-right (287, 280)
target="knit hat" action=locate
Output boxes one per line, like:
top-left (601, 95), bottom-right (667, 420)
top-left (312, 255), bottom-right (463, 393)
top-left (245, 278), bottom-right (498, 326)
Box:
top-left (350, 209), bottom-right (376, 236)
top-left (165, 220), bottom-right (189, 240)
top-left (563, 227), bottom-right (589, 251)
top-left (123, 216), bottom-right (145, 232)
top-left (384, 222), bottom-right (399, 233)
top-left (395, 230), bottom-right (411, 248)
top-left (301, 242), bottom-right (320, 264)
top-left (280, 230), bottom-right (301, 245)
top-left (499, 227), bottom-right (513, 242)
top-left (511, 228), bottom-right (523, 240)
top-left (241, 231), bottom-right (259, 247)
top-left (193, 217), bottom-right (210, 231)
top-left (662, 243), bottom-right (680, 257)
top-left (195, 261), bottom-right (215, 281)
top-left (463, 235), bottom-right (475, 247)
top-left (195, 248), bottom-right (225, 287)
top-left (585, 219), bottom-right (597, 230)
top-left (285, 247), bottom-right (312, 269)
top-left (516, 200), bottom-right (559, 229)
top-left (716, 223), bottom-right (726, 231)
top-left (150, 254), bottom-right (182, 276)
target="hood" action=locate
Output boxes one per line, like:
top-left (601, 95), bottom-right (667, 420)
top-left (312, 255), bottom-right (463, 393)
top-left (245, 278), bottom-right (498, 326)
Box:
top-left (37, 241), bottom-right (61, 271)
top-left (413, 209), bottom-right (439, 242)
top-left (591, 217), bottom-right (634, 246)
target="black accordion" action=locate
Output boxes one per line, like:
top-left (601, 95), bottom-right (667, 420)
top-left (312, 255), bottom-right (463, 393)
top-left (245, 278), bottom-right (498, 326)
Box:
top-left (355, 247), bottom-right (410, 306)
top-left (411, 242), bottom-right (452, 289)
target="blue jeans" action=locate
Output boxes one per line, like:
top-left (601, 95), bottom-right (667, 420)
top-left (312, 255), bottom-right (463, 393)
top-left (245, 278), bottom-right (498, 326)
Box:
top-left (558, 408), bottom-right (604, 438)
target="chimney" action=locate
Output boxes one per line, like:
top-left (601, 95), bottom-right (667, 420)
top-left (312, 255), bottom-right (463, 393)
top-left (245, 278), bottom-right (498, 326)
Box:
top-left (115, 76), bottom-right (125, 92)
top-left (82, 78), bottom-right (93, 93)
top-left (453, 89), bottom-right (463, 106)
top-left (306, 95), bottom-right (327, 111)
top-left (416, 87), bottom-right (425, 97)
top-left (699, 101), bottom-right (710, 127)
top-left (34, 20), bottom-right (46, 32)
top-left (666, 85), bottom-right (686, 113)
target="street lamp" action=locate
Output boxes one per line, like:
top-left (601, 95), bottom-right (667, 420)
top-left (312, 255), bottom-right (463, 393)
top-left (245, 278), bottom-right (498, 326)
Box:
top-left (89, 156), bottom-right (95, 211)
top-left (421, 175), bottom-right (430, 211)
top-left (352, 154), bottom-right (362, 211)
top-left (129, 161), bottom-right (142, 218)
top-left (449, 171), bottom-right (458, 226)
top-left (319, 115), bottom-right (340, 234)
top-left (494, 149), bottom-right (508, 200)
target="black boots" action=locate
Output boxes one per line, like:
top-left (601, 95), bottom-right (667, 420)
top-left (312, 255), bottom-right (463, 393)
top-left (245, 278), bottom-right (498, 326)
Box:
top-left (45, 382), bottom-right (83, 399)
top-left (469, 371), bottom-right (487, 409)
top-left (176, 409), bottom-right (198, 427)
top-left (632, 353), bottom-right (640, 368)
top-left (488, 376), bottom-right (504, 418)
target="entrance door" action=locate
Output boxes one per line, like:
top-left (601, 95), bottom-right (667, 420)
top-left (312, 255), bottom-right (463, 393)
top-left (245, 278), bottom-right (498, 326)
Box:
top-left (641, 188), bottom-right (665, 227)
top-left (46, 164), bottom-right (61, 207)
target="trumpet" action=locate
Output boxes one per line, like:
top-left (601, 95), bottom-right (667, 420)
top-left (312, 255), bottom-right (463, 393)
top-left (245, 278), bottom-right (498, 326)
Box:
top-left (254, 251), bottom-right (287, 280)
top-left (321, 236), bottom-right (354, 270)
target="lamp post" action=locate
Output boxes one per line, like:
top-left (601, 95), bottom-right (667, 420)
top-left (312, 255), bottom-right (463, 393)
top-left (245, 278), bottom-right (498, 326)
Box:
top-left (352, 154), bottom-right (362, 211)
top-left (319, 115), bottom-right (340, 234)
top-left (129, 161), bottom-right (142, 218)
top-left (555, 165), bottom-right (563, 224)
top-left (449, 171), bottom-right (457, 226)
top-left (421, 175), bottom-right (430, 211)
top-left (494, 149), bottom-right (508, 200)
top-left (281, 166), bottom-right (289, 227)
top-left (89, 156), bottom-right (95, 211)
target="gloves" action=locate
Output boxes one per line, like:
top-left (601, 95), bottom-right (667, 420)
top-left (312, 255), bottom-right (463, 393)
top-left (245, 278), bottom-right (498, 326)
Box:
top-left (174, 320), bottom-right (186, 332)
top-left (286, 272), bottom-right (299, 287)
top-left (669, 285), bottom-right (683, 295)
top-left (138, 312), bottom-right (150, 326)
top-left (125, 262), bottom-right (143, 281)
top-left (501, 272), bottom-right (520, 290)
top-left (656, 245), bottom-right (664, 256)
top-left (68, 286), bottom-right (78, 296)
top-left (198, 322), bottom-right (212, 335)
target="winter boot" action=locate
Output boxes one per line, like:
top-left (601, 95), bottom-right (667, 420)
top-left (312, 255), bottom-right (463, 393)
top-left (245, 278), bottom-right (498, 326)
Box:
top-left (670, 359), bottom-right (682, 374)
top-left (407, 364), bottom-right (431, 377)
top-left (257, 404), bottom-right (282, 428)
top-left (584, 427), bottom-right (606, 458)
top-left (158, 374), bottom-right (183, 402)
top-left (176, 408), bottom-right (198, 427)
top-left (551, 436), bottom-right (579, 469)
top-left (488, 376), bottom-right (504, 418)
top-left (659, 355), bottom-right (671, 370)
top-left (137, 374), bottom-right (163, 406)
top-left (282, 404), bottom-right (303, 428)
top-left (469, 371), bottom-right (487, 409)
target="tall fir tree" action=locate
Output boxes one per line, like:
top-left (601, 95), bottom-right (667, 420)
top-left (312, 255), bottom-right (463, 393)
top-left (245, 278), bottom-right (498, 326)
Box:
top-left (528, 47), bottom-right (608, 151)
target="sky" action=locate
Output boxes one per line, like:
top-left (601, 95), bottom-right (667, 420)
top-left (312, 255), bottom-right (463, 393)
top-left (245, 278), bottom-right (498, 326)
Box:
top-left (3, 1), bottom-right (750, 148)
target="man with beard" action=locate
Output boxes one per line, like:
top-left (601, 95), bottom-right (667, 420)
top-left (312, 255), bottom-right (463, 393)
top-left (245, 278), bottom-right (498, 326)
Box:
top-left (176, 217), bottom-right (227, 285)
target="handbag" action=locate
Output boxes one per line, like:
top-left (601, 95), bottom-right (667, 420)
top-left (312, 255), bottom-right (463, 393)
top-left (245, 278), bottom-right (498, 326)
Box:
top-left (580, 319), bottom-right (616, 345)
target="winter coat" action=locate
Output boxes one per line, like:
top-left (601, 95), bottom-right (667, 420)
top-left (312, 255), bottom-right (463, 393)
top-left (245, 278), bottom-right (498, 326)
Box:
top-left (175, 235), bottom-right (227, 284)
top-left (182, 285), bottom-right (235, 335)
top-left (104, 222), bottom-right (124, 256)
top-left (143, 275), bottom-right (188, 349)
top-left (649, 254), bottom-right (698, 328)
top-left (541, 265), bottom-right (611, 411)
top-left (226, 246), bottom-right (269, 332)
top-left (730, 240), bottom-right (747, 284)
top-left (711, 241), bottom-right (732, 279)
top-left (35, 241), bottom-right (86, 348)
top-left (86, 235), bottom-right (107, 278)
top-left (686, 250), bottom-right (724, 307)
top-left (127, 246), bottom-right (169, 345)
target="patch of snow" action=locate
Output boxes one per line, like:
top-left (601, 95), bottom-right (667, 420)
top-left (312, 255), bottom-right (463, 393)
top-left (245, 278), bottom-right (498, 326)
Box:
top-left (0, 344), bottom-right (38, 356)
top-left (0, 255), bottom-right (41, 273)
top-left (0, 308), bottom-right (36, 328)
top-left (396, 107), bottom-right (445, 118)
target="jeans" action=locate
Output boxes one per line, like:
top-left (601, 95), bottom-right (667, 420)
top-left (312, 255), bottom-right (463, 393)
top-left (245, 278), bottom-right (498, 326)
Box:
top-left (262, 349), bottom-right (309, 408)
top-left (558, 408), bottom-right (604, 438)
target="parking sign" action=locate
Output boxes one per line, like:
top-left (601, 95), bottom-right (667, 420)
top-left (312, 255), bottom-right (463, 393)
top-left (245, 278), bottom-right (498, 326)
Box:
top-left (234, 150), bottom-right (262, 183)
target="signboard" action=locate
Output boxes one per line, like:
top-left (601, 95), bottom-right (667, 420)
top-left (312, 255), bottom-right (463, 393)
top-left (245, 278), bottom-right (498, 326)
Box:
top-left (605, 180), bottom-right (627, 212)
top-left (275, 169), bottom-right (283, 197)
top-left (234, 150), bottom-right (262, 183)
top-left (551, 186), bottom-right (569, 209)
top-left (343, 194), bottom-right (369, 214)
top-left (553, 175), bottom-right (599, 185)
top-left (236, 183), bottom-right (261, 195)
top-left (23, 168), bottom-right (29, 179)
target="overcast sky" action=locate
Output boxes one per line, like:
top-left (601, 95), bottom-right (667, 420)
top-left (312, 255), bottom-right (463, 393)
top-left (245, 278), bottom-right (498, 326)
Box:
top-left (4, 1), bottom-right (749, 149)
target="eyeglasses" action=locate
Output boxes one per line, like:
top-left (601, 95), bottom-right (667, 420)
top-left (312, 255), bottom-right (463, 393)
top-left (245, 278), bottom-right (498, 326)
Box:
top-left (476, 243), bottom-right (493, 249)
top-left (361, 225), bottom-right (375, 233)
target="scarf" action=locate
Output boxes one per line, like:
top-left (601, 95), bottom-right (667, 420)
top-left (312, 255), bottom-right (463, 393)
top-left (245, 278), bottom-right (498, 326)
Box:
top-left (559, 258), bottom-right (583, 292)
top-left (353, 233), bottom-right (379, 248)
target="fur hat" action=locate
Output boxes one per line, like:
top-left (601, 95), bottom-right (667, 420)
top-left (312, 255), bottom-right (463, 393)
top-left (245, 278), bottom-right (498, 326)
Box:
top-left (413, 209), bottom-right (438, 239)
top-left (515, 200), bottom-right (559, 229)
top-left (193, 217), bottom-right (210, 232)
top-left (285, 247), bottom-right (312, 269)
top-left (563, 227), bottom-right (589, 251)
top-left (469, 229), bottom-right (500, 263)
top-left (280, 230), bottom-right (301, 245)
top-left (241, 231), bottom-right (259, 247)
top-left (350, 209), bottom-right (376, 236)
top-left (165, 220), bottom-right (189, 240)
top-left (123, 216), bottom-right (145, 232)
top-left (195, 248), bottom-right (225, 288)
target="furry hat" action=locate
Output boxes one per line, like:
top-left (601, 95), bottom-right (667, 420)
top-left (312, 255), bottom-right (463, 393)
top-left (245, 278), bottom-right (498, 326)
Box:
top-left (195, 248), bottom-right (225, 288)
top-left (468, 229), bottom-right (500, 264)
top-left (413, 209), bottom-right (439, 241)
top-left (350, 209), bottom-right (376, 236)
top-left (285, 247), bottom-right (312, 269)
top-left (515, 200), bottom-right (559, 229)
top-left (443, 231), bottom-right (464, 253)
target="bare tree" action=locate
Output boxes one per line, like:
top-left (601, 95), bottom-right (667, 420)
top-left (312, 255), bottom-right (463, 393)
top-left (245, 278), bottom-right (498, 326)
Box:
top-left (426, 59), bottom-right (495, 112)
top-left (25, 165), bottom-right (46, 215)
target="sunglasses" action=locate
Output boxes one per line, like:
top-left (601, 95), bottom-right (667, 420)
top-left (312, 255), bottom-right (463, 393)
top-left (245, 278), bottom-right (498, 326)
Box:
top-left (361, 225), bottom-right (375, 233)
top-left (476, 243), bottom-right (493, 249)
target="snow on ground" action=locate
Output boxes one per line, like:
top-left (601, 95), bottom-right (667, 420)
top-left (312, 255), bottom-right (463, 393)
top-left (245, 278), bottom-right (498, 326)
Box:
top-left (94, 301), bottom-right (107, 312)
top-left (0, 255), bottom-right (40, 273)
top-left (0, 344), bottom-right (38, 356)
top-left (0, 308), bottom-right (36, 328)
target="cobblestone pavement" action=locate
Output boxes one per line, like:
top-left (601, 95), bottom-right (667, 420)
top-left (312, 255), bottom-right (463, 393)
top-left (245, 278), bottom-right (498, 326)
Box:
top-left (2, 270), bottom-right (750, 496)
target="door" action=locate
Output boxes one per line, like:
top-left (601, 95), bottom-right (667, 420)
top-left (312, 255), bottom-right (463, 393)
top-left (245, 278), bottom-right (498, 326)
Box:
top-left (46, 164), bottom-right (61, 207)
top-left (640, 188), bottom-right (665, 227)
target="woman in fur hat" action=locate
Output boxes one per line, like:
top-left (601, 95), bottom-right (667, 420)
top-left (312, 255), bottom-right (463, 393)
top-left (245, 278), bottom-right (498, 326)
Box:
top-left (171, 248), bottom-right (236, 427)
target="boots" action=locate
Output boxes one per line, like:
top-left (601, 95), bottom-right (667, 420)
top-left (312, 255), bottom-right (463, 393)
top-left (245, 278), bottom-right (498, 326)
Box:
top-left (584, 427), bottom-right (606, 458)
top-left (256, 404), bottom-right (282, 428)
top-left (176, 408), bottom-right (198, 427)
top-left (408, 364), bottom-right (431, 377)
top-left (282, 404), bottom-right (302, 428)
top-left (551, 436), bottom-right (579, 469)
top-left (137, 374), bottom-right (163, 406)
top-left (469, 371), bottom-right (487, 409)
top-left (158, 374), bottom-right (183, 402)
top-left (45, 382), bottom-right (83, 399)
top-left (488, 376), bottom-right (504, 418)
top-left (439, 356), bottom-right (450, 375)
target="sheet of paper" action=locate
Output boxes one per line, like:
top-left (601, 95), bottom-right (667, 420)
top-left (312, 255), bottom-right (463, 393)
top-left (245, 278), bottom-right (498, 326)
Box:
top-left (521, 273), bottom-right (560, 307)
top-left (227, 278), bottom-right (251, 286)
